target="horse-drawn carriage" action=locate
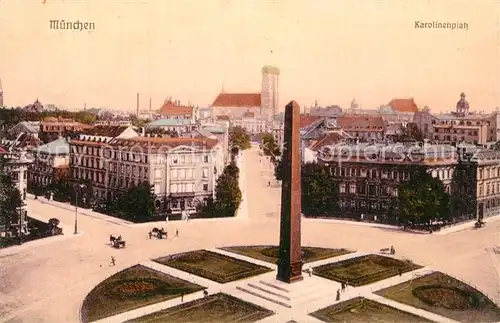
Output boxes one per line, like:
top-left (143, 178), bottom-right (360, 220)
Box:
top-left (474, 220), bottom-right (486, 229)
top-left (110, 235), bottom-right (126, 248)
top-left (151, 227), bottom-right (167, 239)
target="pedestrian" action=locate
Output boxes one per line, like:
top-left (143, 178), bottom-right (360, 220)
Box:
top-left (148, 231), bottom-right (152, 239)
top-left (268, 181), bottom-right (271, 187)
top-left (399, 268), bottom-right (403, 277)
top-left (181, 291), bottom-right (184, 302)
top-left (165, 231), bottom-right (168, 239)
top-left (308, 265), bottom-right (312, 277)
top-left (336, 289), bottom-right (340, 301)
top-left (341, 282), bottom-right (345, 292)
top-left (175, 229), bottom-right (179, 237)
top-left (345, 280), bottom-right (349, 290)
top-left (110, 256), bottom-right (116, 266)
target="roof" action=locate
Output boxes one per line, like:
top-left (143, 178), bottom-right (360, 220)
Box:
top-left (300, 114), bottom-right (323, 128)
top-left (211, 93), bottom-right (261, 108)
top-left (16, 121), bottom-right (40, 133)
top-left (158, 101), bottom-right (193, 116)
top-left (310, 133), bottom-right (345, 151)
top-left (33, 137), bottom-right (69, 155)
top-left (147, 119), bottom-right (194, 127)
top-left (337, 115), bottom-right (386, 131)
top-left (0, 146), bottom-right (7, 154)
top-left (215, 115), bottom-right (230, 121)
top-left (389, 98), bottom-right (418, 113)
top-left (202, 126), bottom-right (226, 134)
top-left (110, 136), bottom-right (218, 152)
top-left (83, 125), bottom-right (129, 137)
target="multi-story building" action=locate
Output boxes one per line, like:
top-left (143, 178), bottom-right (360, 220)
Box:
top-left (8, 121), bottom-right (40, 139)
top-left (157, 99), bottom-right (198, 123)
top-left (28, 137), bottom-right (70, 188)
top-left (231, 111), bottom-right (268, 134)
top-left (93, 120), bottom-right (133, 127)
top-left (69, 135), bottom-right (224, 215)
top-left (414, 93), bottom-right (499, 146)
top-left (0, 149), bottom-right (32, 234)
top-left (40, 116), bottom-right (92, 142)
top-left (316, 142), bottom-right (457, 221)
top-left (337, 115), bottom-right (386, 141)
top-left (463, 147), bottom-right (500, 220)
top-left (146, 119), bottom-right (197, 136)
top-left (211, 66), bottom-right (279, 122)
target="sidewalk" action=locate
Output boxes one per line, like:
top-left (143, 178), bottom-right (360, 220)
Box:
top-left (436, 214), bottom-right (500, 235)
top-left (27, 194), bottom-right (134, 228)
top-left (235, 151), bottom-right (249, 220)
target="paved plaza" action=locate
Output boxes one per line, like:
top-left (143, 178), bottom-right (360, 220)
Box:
top-left (1, 146), bottom-right (500, 322)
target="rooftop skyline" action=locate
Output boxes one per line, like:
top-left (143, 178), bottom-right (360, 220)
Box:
top-left (0, 0), bottom-right (498, 112)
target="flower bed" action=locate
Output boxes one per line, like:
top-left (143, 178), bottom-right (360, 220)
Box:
top-left (154, 250), bottom-right (272, 284)
top-left (312, 254), bottom-right (422, 286)
top-left (81, 265), bottom-right (204, 322)
top-left (219, 245), bottom-right (353, 264)
top-left (126, 293), bottom-right (274, 323)
top-left (375, 271), bottom-right (500, 322)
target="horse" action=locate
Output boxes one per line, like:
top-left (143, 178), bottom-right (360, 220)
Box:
top-left (152, 227), bottom-right (166, 238)
top-left (110, 235), bottom-right (122, 245)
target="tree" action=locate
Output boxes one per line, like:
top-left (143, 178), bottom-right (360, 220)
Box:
top-left (450, 158), bottom-right (477, 221)
top-left (301, 162), bottom-right (338, 217)
top-left (396, 166), bottom-right (451, 228)
top-left (229, 126), bottom-right (251, 150)
top-left (493, 141), bottom-right (500, 151)
top-left (260, 132), bottom-right (281, 162)
top-left (74, 111), bottom-right (97, 125)
top-left (116, 181), bottom-right (156, 222)
top-left (199, 163), bottom-right (242, 218)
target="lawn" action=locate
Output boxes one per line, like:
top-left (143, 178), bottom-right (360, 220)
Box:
top-left (153, 250), bottom-right (272, 284)
top-left (219, 245), bottom-right (353, 264)
top-left (375, 271), bottom-right (500, 322)
top-left (313, 254), bottom-right (422, 286)
top-left (309, 297), bottom-right (432, 322)
top-left (126, 293), bottom-right (274, 323)
top-left (80, 265), bottom-right (205, 323)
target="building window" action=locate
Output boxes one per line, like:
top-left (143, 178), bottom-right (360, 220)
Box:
top-left (202, 168), bottom-right (209, 178)
top-left (339, 183), bottom-right (346, 193)
top-left (170, 184), bottom-right (178, 193)
top-left (204, 155), bottom-right (209, 163)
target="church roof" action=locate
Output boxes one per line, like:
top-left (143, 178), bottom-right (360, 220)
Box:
top-left (388, 98), bottom-right (418, 113)
top-left (211, 93), bottom-right (261, 108)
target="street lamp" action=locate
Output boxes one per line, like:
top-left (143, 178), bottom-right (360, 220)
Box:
top-left (74, 183), bottom-right (86, 235)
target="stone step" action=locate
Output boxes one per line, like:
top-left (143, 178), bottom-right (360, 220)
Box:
top-left (247, 283), bottom-right (291, 301)
top-left (259, 280), bottom-right (291, 293)
top-left (236, 286), bottom-right (292, 308)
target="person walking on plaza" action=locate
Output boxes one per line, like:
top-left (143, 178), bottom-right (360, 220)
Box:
top-left (175, 229), bottom-right (179, 237)
top-left (336, 289), bottom-right (340, 301)
top-left (148, 231), bottom-right (152, 239)
top-left (110, 256), bottom-right (116, 266)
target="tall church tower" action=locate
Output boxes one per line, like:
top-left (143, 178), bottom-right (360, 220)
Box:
top-left (261, 66), bottom-right (280, 119)
top-left (0, 77), bottom-right (3, 107)
top-left (456, 92), bottom-right (469, 115)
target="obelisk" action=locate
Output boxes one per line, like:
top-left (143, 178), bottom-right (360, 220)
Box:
top-left (276, 101), bottom-right (303, 283)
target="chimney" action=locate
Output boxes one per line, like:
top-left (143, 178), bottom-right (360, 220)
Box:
top-left (136, 93), bottom-right (140, 116)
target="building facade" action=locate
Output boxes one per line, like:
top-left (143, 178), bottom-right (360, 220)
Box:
top-left (316, 143), bottom-right (457, 222)
top-left (28, 137), bottom-right (70, 188)
top-left (40, 117), bottom-right (92, 142)
top-left (69, 135), bottom-right (224, 215)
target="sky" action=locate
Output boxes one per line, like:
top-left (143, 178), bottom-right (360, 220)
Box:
top-left (0, 0), bottom-right (499, 113)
